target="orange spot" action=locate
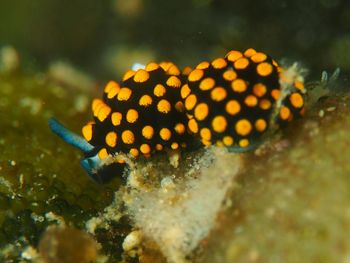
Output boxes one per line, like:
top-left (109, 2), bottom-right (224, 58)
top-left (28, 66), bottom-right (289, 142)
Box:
top-left (223, 70), bottom-right (237, 81)
top-left (111, 112), bottom-right (122, 126)
top-left (82, 123), bottom-right (93, 141)
top-left (160, 128), bottom-right (171, 141)
top-left (122, 130), bottom-right (135, 144)
top-left (159, 62), bottom-right (173, 71)
top-left (154, 84), bottom-right (166, 97)
top-left (235, 119), bottom-right (252, 136)
top-left (182, 66), bottom-right (192, 75)
top-left (171, 142), bottom-right (179, 150)
top-left (244, 48), bottom-right (257, 57)
top-left (289, 92), bottom-right (304, 108)
top-left (200, 128), bottom-right (211, 141)
top-left (167, 65), bottom-right (181, 75)
top-left (226, 50), bottom-right (243, 62)
top-left (155, 144), bottom-right (163, 151)
top-left (279, 106), bottom-right (291, 120)
top-left (175, 101), bottom-right (184, 112)
top-left (139, 94), bottom-right (153, 106)
top-left (188, 118), bottom-right (199, 133)
top-left (180, 84), bottom-right (191, 99)
top-left (253, 83), bottom-right (267, 97)
top-left (259, 99), bottom-right (272, 110)
top-left (194, 103), bottom-right (209, 120)
top-left (294, 80), bottom-right (305, 92)
top-left (255, 119), bottom-right (267, 132)
top-left (196, 61), bottom-right (210, 69)
top-left (126, 109), bottom-right (139, 123)
top-left (232, 79), bottom-right (247, 93)
top-left (257, 62), bottom-right (273, 76)
top-left (129, 148), bottom-right (139, 158)
top-left (92, 99), bottom-right (103, 112)
top-left (166, 76), bottom-right (181, 88)
top-left (140, 144), bottom-right (151, 154)
top-left (271, 89), bottom-right (281, 100)
top-left (211, 87), bottom-right (227, 101)
top-left (223, 136), bottom-right (234, 146)
top-left (97, 105), bottom-right (111, 122)
top-left (105, 131), bottom-right (117, 147)
top-left (239, 139), bottom-right (250, 147)
top-left (188, 69), bottom-right (204, 82)
top-left (117, 87), bottom-right (132, 101)
top-left (104, 80), bottom-right (120, 95)
top-left (251, 52), bottom-right (267, 63)
top-left (199, 78), bottom-right (215, 91)
top-left (212, 116), bottom-right (227, 133)
top-left (145, 62), bottom-right (159, 72)
top-left (234, 58), bottom-right (249, 70)
top-left (244, 95), bottom-right (258, 107)
top-left (98, 148), bottom-right (108, 160)
top-left (175, 123), bottom-right (186, 135)
top-left (211, 58), bottom-right (227, 69)
top-left (133, 69), bottom-right (150, 83)
top-left (142, 125), bottom-right (154, 139)
top-left (122, 70), bottom-right (135, 81)
top-left (157, 99), bottom-right (171, 113)
top-left (185, 94), bottom-right (197, 110)
top-left (226, 100), bottom-right (241, 115)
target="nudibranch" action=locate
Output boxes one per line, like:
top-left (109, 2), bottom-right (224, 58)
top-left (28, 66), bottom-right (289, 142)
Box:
top-left (49, 62), bottom-right (192, 183)
top-left (181, 48), bottom-right (306, 151)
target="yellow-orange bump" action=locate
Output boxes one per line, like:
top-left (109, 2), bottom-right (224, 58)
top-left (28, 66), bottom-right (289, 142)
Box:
top-left (294, 80), bottom-right (305, 92)
top-left (279, 106), bottom-right (291, 120)
top-left (211, 58), bottom-right (227, 69)
top-left (223, 136), bottom-right (234, 146)
top-left (239, 139), bottom-right (250, 148)
top-left (126, 109), bottom-right (138, 123)
top-left (200, 128), bottom-right (211, 141)
top-left (182, 66), bottom-right (192, 75)
top-left (142, 125), bottom-right (154, 139)
top-left (234, 58), bottom-right (249, 70)
top-left (255, 119), bottom-right (267, 132)
top-left (155, 144), bottom-right (163, 151)
top-left (289, 92), bottom-right (304, 108)
top-left (145, 62), bottom-right (159, 72)
top-left (259, 99), bottom-right (272, 110)
top-left (105, 131), bottom-right (117, 147)
top-left (188, 69), bottom-right (204, 82)
top-left (232, 79), bottom-right (247, 93)
top-left (171, 142), bottom-right (179, 150)
top-left (226, 100), bottom-right (241, 115)
top-left (271, 89), bottom-right (281, 100)
top-left (175, 123), bottom-right (185, 135)
top-left (226, 50), bottom-right (243, 62)
top-left (253, 83), bottom-right (267, 97)
top-left (111, 112), bottom-right (122, 126)
top-left (160, 128), bottom-right (171, 141)
top-left (97, 105), bottom-right (111, 122)
top-left (133, 69), bottom-right (150, 83)
top-left (154, 84), bottom-right (166, 97)
top-left (157, 99), bottom-right (171, 113)
top-left (104, 80), bottom-right (120, 95)
top-left (257, 62), bottom-right (273, 76)
top-left (194, 103), bottom-right (209, 121)
top-left (196, 61), bottom-right (210, 69)
top-left (175, 101), bottom-right (184, 112)
top-left (140, 144), bottom-right (151, 154)
top-left (223, 70), bottom-right (237, 81)
top-left (199, 77), bottom-right (215, 91)
top-left (117, 87), bottom-right (132, 101)
top-left (185, 94), bottom-right (197, 110)
top-left (167, 65), bottom-right (181, 75)
top-left (129, 148), bottom-right (139, 158)
top-left (244, 48), bottom-right (257, 57)
top-left (166, 76), bottom-right (181, 88)
top-left (122, 130), bottom-right (135, 144)
top-left (244, 95), bottom-right (258, 107)
top-left (123, 70), bottom-right (135, 81)
top-left (212, 116), bottom-right (227, 133)
top-left (139, 94), bottom-right (153, 106)
top-left (180, 84), bottom-right (191, 99)
top-left (211, 87), bottom-right (227, 101)
top-left (92, 99), bottom-right (103, 112)
top-left (98, 148), bottom-right (108, 160)
top-left (82, 123), bottom-right (93, 141)
top-left (251, 52), bottom-right (267, 63)
top-left (235, 119), bottom-right (252, 136)
top-left (188, 118), bottom-right (199, 133)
